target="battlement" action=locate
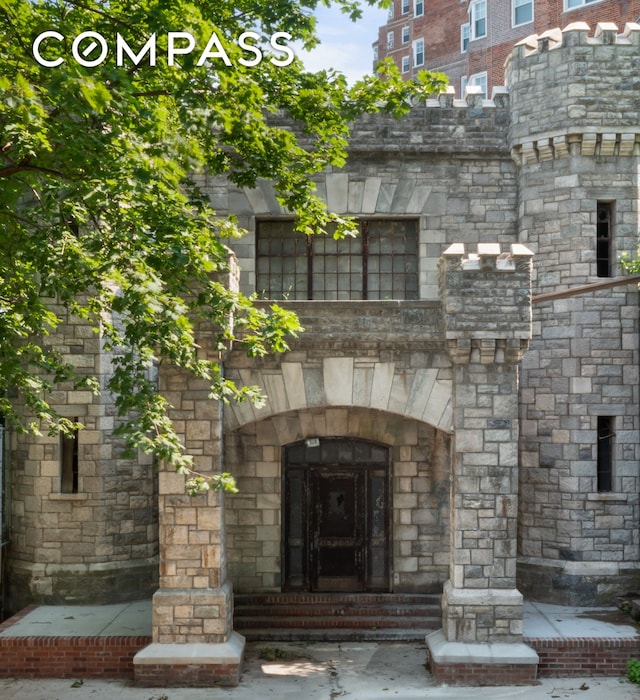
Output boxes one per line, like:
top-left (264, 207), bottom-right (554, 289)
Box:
top-left (441, 242), bottom-right (533, 271)
top-left (507, 22), bottom-right (640, 149)
top-left (509, 22), bottom-right (640, 61)
top-left (439, 244), bottom-right (533, 365)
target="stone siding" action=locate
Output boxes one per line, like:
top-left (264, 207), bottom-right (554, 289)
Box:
top-left (221, 299), bottom-right (453, 594)
top-left (6, 302), bottom-right (158, 611)
top-left (508, 23), bottom-right (640, 603)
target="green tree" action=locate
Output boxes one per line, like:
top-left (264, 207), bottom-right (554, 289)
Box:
top-left (0, 0), bottom-right (446, 492)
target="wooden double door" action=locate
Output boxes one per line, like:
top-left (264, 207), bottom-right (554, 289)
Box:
top-left (283, 438), bottom-right (390, 592)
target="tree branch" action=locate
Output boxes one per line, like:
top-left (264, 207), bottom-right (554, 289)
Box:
top-left (0, 163), bottom-right (66, 179)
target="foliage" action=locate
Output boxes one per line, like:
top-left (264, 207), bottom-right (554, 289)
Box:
top-left (620, 249), bottom-right (640, 274)
top-left (0, 0), bottom-right (447, 492)
top-left (627, 658), bottom-right (640, 685)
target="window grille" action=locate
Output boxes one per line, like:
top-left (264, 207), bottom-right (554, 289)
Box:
top-left (256, 219), bottom-right (419, 300)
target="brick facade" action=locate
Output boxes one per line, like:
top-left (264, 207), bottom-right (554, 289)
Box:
top-left (374, 0), bottom-right (640, 97)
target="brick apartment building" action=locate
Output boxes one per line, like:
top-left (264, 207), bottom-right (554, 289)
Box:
top-left (374, 0), bottom-right (640, 96)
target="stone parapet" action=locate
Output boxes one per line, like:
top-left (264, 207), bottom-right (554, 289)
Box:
top-left (268, 90), bottom-right (510, 160)
top-left (433, 240), bottom-right (534, 682)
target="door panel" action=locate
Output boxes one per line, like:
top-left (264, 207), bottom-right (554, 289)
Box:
top-left (313, 470), bottom-right (362, 591)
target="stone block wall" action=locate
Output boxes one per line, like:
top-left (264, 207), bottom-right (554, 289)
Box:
top-left (507, 24), bottom-right (640, 602)
top-left (438, 243), bottom-right (533, 643)
top-left (6, 302), bottom-right (158, 612)
top-left (198, 90), bottom-right (518, 302)
top-left (508, 22), bottom-right (640, 143)
top-left (223, 301), bottom-right (453, 594)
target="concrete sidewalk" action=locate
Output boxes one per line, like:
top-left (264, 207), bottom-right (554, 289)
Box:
top-left (0, 641), bottom-right (639, 699)
top-left (1, 601), bottom-right (640, 698)
top-left (2, 599), bottom-right (639, 639)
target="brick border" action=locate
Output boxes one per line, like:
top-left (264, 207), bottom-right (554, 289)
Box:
top-left (527, 637), bottom-right (640, 678)
top-left (0, 636), bottom-right (151, 679)
top-left (1, 633), bottom-right (639, 682)
top-left (429, 660), bottom-right (538, 686)
top-left (134, 663), bottom-right (241, 687)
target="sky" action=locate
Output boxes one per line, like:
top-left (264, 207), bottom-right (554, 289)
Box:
top-left (296, 4), bottom-right (388, 84)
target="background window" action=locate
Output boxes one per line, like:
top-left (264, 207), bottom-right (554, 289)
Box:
top-left (566, 0), bottom-right (599, 7)
top-left (513, 0), bottom-right (533, 25)
top-left (387, 31), bottom-right (394, 49)
top-left (467, 72), bottom-right (487, 99)
top-left (402, 26), bottom-right (410, 44)
top-left (402, 55), bottom-right (410, 73)
top-left (461, 23), bottom-right (470, 53)
top-left (469, 0), bottom-right (486, 39)
top-left (414, 0), bottom-right (424, 16)
top-left (413, 38), bottom-right (424, 67)
top-left (402, 0), bottom-right (410, 13)
top-left (256, 220), bottom-right (419, 300)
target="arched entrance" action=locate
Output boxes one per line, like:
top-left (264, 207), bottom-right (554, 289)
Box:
top-left (283, 437), bottom-right (391, 592)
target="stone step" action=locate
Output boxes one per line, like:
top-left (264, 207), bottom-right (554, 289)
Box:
top-left (236, 627), bottom-right (433, 642)
top-left (233, 593), bottom-right (441, 642)
top-left (235, 592), bottom-right (440, 606)
top-left (235, 604), bottom-right (439, 618)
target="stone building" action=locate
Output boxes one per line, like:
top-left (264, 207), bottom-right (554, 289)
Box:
top-left (2, 21), bottom-right (640, 687)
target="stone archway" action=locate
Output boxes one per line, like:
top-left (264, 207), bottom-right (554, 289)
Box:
top-left (224, 406), bottom-right (451, 595)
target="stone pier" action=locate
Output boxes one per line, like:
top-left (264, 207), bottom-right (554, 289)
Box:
top-left (427, 243), bottom-right (539, 685)
top-left (133, 262), bottom-right (245, 687)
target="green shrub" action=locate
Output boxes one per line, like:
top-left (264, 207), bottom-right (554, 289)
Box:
top-left (627, 658), bottom-right (640, 685)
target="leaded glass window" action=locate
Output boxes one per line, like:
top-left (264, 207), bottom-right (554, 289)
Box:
top-left (256, 219), bottom-right (418, 300)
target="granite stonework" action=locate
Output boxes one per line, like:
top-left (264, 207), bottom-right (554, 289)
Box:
top-left (5, 22), bottom-right (640, 687)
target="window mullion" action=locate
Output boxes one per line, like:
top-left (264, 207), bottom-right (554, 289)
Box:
top-left (307, 235), bottom-right (313, 300)
top-left (362, 220), bottom-right (369, 300)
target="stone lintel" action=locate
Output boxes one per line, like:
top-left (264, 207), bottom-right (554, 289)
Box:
top-left (133, 631), bottom-right (245, 688)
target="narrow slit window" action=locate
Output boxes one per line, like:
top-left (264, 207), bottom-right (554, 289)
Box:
top-left (596, 201), bottom-right (613, 278)
top-left (60, 420), bottom-right (79, 494)
top-left (597, 416), bottom-right (614, 493)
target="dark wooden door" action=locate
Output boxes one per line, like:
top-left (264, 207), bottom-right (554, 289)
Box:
top-left (283, 438), bottom-right (390, 592)
top-left (312, 468), bottom-right (363, 591)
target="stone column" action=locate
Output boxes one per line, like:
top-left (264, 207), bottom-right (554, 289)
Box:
top-left (427, 243), bottom-right (539, 686)
top-left (134, 258), bottom-right (244, 687)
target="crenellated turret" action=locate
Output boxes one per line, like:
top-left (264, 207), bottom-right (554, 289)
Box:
top-left (507, 22), bottom-right (640, 163)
